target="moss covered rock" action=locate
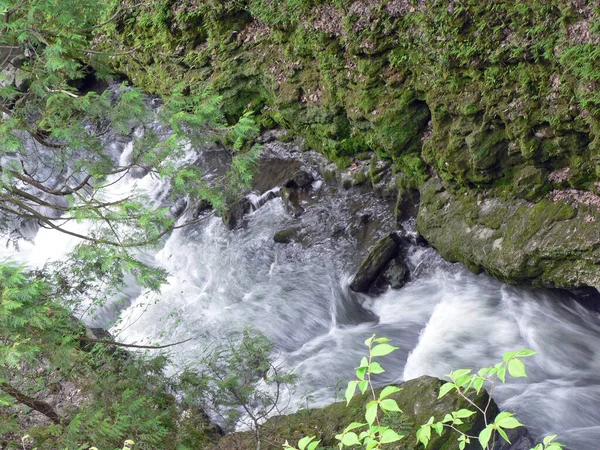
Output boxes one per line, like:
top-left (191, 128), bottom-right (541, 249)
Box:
top-left (416, 178), bottom-right (600, 290)
top-left (216, 375), bottom-right (530, 450)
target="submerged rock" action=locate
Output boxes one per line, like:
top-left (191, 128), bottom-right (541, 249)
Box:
top-left (273, 227), bottom-right (302, 244)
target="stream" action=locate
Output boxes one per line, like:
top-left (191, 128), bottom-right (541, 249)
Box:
top-left (3, 123), bottom-right (600, 450)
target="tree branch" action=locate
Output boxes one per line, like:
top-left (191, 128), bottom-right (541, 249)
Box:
top-left (0, 104), bottom-right (66, 149)
top-left (0, 381), bottom-right (63, 425)
top-left (79, 336), bottom-right (192, 350)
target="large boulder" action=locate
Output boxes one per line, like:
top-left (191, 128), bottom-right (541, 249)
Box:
top-left (416, 178), bottom-right (600, 290)
top-left (217, 375), bottom-right (533, 450)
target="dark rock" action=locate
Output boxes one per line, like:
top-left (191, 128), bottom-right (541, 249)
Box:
top-left (280, 186), bottom-right (305, 217)
top-left (367, 257), bottom-right (409, 295)
top-left (169, 198), bottom-right (188, 218)
top-left (273, 227), bottom-right (301, 244)
top-left (130, 164), bottom-right (152, 179)
top-left (253, 158), bottom-right (302, 193)
top-left (193, 199), bottom-right (213, 218)
top-left (385, 258), bottom-right (409, 289)
top-left (286, 169), bottom-right (314, 189)
top-left (395, 186), bottom-right (421, 222)
top-left (350, 235), bottom-right (400, 293)
top-left (222, 197), bottom-right (253, 230)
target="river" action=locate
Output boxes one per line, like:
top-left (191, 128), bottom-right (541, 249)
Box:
top-left (3, 122), bottom-right (600, 450)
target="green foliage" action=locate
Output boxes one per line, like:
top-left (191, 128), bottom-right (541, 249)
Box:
top-left (182, 327), bottom-right (296, 432)
top-left (285, 335), bottom-right (565, 450)
top-left (0, 263), bottom-right (219, 449)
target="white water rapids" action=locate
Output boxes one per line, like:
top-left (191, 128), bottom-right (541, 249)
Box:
top-left (4, 130), bottom-right (600, 450)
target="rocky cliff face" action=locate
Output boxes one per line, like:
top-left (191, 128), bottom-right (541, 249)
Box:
top-left (104, 0), bottom-right (600, 291)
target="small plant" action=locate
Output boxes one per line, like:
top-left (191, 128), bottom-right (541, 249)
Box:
top-left (417, 349), bottom-right (543, 450)
top-left (182, 327), bottom-right (297, 450)
top-left (283, 335), bottom-right (565, 450)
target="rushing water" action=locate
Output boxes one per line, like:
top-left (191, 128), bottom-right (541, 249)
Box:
top-left (5, 127), bottom-right (600, 449)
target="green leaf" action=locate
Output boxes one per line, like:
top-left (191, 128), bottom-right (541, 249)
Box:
top-left (380, 429), bottom-right (403, 444)
top-left (307, 442), bottom-right (319, 450)
top-left (473, 377), bottom-right (485, 394)
top-left (507, 358), bottom-right (527, 378)
top-left (374, 337), bottom-right (391, 344)
top-left (356, 366), bottom-right (367, 380)
top-left (365, 402), bottom-right (378, 425)
top-left (438, 382), bottom-right (456, 398)
top-left (503, 351), bottom-right (517, 362)
top-left (369, 361), bottom-right (385, 374)
top-left (479, 424), bottom-right (494, 449)
top-left (417, 425), bottom-right (431, 448)
top-left (453, 409), bottom-right (475, 419)
top-left (497, 426), bottom-right (511, 444)
top-left (341, 432), bottom-right (360, 446)
top-left (543, 435), bottom-right (558, 445)
top-left (516, 349), bottom-right (537, 357)
top-left (379, 398), bottom-right (401, 412)
top-left (345, 381), bottom-right (357, 404)
top-left (358, 380), bottom-right (369, 394)
top-left (379, 385), bottom-right (401, 400)
top-left (298, 436), bottom-right (315, 450)
top-left (343, 422), bottom-right (367, 432)
top-left (370, 343), bottom-right (398, 357)
top-left (432, 422), bottom-right (443, 435)
top-left (359, 357), bottom-right (369, 368)
top-left (497, 365), bottom-right (507, 383)
top-left (364, 334), bottom-right (376, 347)
top-left (450, 369), bottom-right (471, 378)
top-left (495, 414), bottom-right (524, 430)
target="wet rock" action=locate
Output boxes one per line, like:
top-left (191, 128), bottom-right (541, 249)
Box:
top-left (350, 234), bottom-right (400, 293)
top-left (192, 199), bottom-right (213, 218)
top-left (366, 253), bottom-right (410, 295)
top-left (253, 158), bottom-right (302, 193)
top-left (384, 258), bottom-right (409, 289)
top-left (273, 227), bottom-right (301, 244)
top-left (169, 198), bottom-right (187, 218)
top-left (222, 197), bottom-right (253, 230)
top-left (280, 186), bottom-right (305, 217)
top-left (255, 189), bottom-right (279, 209)
top-left (286, 169), bottom-right (314, 189)
top-left (129, 164), bottom-right (152, 179)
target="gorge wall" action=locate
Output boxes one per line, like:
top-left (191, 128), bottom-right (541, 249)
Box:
top-left (103, 0), bottom-right (600, 291)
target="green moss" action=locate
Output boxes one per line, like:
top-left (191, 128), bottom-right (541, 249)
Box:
top-left (105, 0), bottom-right (600, 290)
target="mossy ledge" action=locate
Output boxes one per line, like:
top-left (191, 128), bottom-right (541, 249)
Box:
top-left (215, 375), bottom-right (530, 450)
top-left (103, 1), bottom-right (600, 290)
